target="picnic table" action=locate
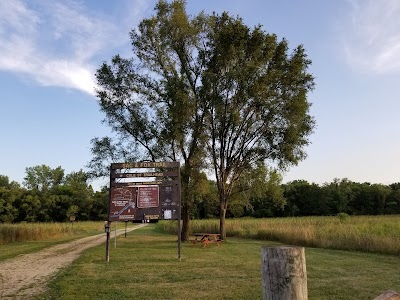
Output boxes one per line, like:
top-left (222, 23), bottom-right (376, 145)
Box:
top-left (191, 233), bottom-right (223, 247)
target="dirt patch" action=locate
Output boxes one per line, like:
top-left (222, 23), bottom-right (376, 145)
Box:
top-left (0, 224), bottom-right (147, 299)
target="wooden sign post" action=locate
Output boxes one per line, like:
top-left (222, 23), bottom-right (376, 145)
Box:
top-left (106, 161), bottom-right (181, 262)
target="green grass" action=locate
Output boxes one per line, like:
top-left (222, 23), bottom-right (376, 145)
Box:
top-left (157, 215), bottom-right (400, 255)
top-left (40, 225), bottom-right (400, 300)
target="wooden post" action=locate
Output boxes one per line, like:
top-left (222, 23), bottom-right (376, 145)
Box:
top-left (105, 221), bottom-right (110, 262)
top-left (261, 246), bottom-right (308, 300)
top-left (114, 221), bottom-right (117, 248)
top-left (177, 164), bottom-right (182, 261)
top-left (373, 290), bottom-right (400, 300)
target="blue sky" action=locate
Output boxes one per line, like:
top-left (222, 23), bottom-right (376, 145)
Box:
top-left (1, 0), bottom-right (399, 189)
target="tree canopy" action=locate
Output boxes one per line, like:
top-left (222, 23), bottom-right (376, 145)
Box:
top-left (88, 0), bottom-right (315, 239)
top-left (202, 12), bottom-right (315, 238)
top-left (89, 0), bottom-right (211, 240)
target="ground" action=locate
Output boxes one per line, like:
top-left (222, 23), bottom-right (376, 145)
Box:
top-left (0, 224), bottom-right (147, 299)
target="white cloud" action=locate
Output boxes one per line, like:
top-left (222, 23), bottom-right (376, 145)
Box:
top-left (343, 0), bottom-right (400, 74)
top-left (0, 0), bottom-right (151, 96)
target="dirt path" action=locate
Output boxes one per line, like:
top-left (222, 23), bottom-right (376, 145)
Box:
top-left (0, 223), bottom-right (147, 299)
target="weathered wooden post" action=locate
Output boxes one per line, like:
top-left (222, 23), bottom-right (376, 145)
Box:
top-left (261, 246), bottom-right (308, 300)
top-left (373, 290), bottom-right (400, 300)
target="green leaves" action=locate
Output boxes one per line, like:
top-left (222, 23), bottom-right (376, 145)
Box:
top-left (24, 165), bottom-right (64, 192)
top-left (90, 1), bottom-right (315, 239)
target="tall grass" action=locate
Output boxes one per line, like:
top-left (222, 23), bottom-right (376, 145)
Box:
top-left (0, 222), bottom-right (104, 245)
top-left (156, 215), bottom-right (400, 255)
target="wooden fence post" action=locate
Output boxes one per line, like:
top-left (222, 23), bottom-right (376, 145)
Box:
top-left (261, 246), bottom-right (308, 300)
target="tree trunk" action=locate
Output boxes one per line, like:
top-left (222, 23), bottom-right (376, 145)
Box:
top-left (261, 246), bottom-right (308, 300)
top-left (181, 203), bottom-right (190, 241)
top-left (219, 203), bottom-right (226, 240)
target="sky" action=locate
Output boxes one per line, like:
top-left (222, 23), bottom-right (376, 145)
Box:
top-left (1, 0), bottom-right (399, 189)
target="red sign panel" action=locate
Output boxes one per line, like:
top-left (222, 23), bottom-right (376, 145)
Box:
top-left (137, 186), bottom-right (159, 208)
top-left (110, 187), bottom-right (137, 220)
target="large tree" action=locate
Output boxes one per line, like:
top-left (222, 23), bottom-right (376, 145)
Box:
top-left (89, 1), bottom-right (315, 240)
top-left (89, 0), bottom-right (210, 240)
top-left (203, 13), bottom-right (315, 239)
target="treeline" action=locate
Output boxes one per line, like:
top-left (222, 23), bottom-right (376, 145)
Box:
top-left (191, 178), bottom-right (400, 219)
top-left (1, 165), bottom-right (400, 223)
top-left (0, 165), bottom-right (108, 223)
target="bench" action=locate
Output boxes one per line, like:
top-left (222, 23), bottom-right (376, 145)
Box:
top-left (191, 233), bottom-right (223, 248)
top-left (201, 238), bottom-right (223, 247)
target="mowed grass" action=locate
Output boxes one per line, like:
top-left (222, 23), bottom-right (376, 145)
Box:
top-left (41, 224), bottom-right (400, 300)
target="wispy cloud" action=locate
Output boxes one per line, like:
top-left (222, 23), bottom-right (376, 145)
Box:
top-left (0, 0), bottom-right (151, 95)
top-left (342, 0), bottom-right (400, 74)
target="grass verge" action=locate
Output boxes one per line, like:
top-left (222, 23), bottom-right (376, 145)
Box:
top-left (41, 224), bottom-right (400, 300)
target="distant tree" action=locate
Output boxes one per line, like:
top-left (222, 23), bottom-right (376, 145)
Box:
top-left (66, 205), bottom-right (79, 219)
top-left (204, 13), bottom-right (315, 238)
top-left (224, 164), bottom-right (284, 217)
top-left (370, 184), bottom-right (391, 215)
top-left (196, 180), bottom-right (219, 219)
top-left (91, 186), bottom-right (108, 220)
top-left (63, 170), bottom-right (93, 220)
top-left (0, 175), bottom-right (10, 187)
top-left (0, 175), bottom-right (21, 223)
top-left (240, 166), bottom-right (286, 218)
top-left (18, 194), bottom-right (42, 222)
top-left (387, 183), bottom-right (400, 214)
top-left (322, 178), bottom-right (354, 214)
top-left (24, 165), bottom-right (64, 192)
top-left (347, 183), bottom-right (390, 215)
top-left (283, 180), bottom-right (328, 216)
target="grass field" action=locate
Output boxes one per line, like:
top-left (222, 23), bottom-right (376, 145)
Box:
top-left (0, 221), bottom-right (105, 245)
top-left (39, 224), bottom-right (400, 300)
top-left (157, 215), bottom-right (400, 255)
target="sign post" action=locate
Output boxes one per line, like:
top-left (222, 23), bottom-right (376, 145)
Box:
top-left (104, 221), bottom-right (110, 262)
top-left (106, 161), bottom-right (181, 261)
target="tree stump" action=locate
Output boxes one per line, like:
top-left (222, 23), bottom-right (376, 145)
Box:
top-left (261, 246), bottom-right (308, 300)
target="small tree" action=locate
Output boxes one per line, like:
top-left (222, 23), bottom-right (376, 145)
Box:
top-left (66, 205), bottom-right (79, 221)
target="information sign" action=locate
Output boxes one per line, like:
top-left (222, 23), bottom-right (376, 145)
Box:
top-left (110, 187), bottom-right (137, 220)
top-left (160, 185), bottom-right (179, 220)
top-left (106, 161), bottom-right (182, 262)
top-left (137, 186), bottom-right (159, 208)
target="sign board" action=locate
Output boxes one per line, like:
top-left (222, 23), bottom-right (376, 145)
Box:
top-left (106, 161), bottom-right (182, 261)
top-left (160, 185), bottom-right (179, 220)
top-left (137, 186), bottom-right (159, 208)
top-left (107, 162), bottom-right (181, 222)
top-left (110, 187), bottom-right (137, 221)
